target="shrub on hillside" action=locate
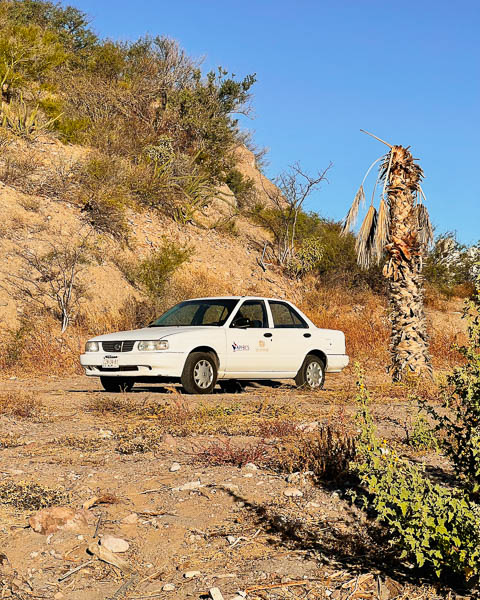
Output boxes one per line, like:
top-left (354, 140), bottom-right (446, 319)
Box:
top-left (121, 239), bottom-right (193, 303)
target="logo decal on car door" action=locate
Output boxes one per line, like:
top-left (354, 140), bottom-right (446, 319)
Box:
top-left (232, 342), bottom-right (249, 352)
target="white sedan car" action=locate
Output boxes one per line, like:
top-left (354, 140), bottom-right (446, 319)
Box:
top-left (80, 296), bottom-right (349, 394)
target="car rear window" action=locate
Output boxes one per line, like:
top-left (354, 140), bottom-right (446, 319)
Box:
top-left (269, 301), bottom-right (308, 329)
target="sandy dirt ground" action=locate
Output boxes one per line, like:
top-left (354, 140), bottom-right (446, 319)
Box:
top-left (0, 372), bottom-right (466, 600)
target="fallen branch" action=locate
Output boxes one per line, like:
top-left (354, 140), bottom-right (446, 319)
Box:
top-left (58, 559), bottom-right (94, 582)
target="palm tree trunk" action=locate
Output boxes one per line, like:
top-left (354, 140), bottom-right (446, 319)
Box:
top-left (383, 146), bottom-right (432, 381)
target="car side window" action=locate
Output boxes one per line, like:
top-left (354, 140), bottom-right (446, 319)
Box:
top-left (269, 301), bottom-right (308, 329)
top-left (231, 300), bottom-right (268, 328)
top-left (202, 304), bottom-right (229, 325)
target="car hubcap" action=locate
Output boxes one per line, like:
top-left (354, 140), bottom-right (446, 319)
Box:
top-left (193, 360), bottom-right (213, 389)
top-left (306, 361), bottom-right (323, 388)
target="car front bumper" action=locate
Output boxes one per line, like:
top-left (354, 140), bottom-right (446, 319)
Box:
top-left (80, 351), bottom-right (185, 378)
top-left (326, 354), bottom-right (349, 373)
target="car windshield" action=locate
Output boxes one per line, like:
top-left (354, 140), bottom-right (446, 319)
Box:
top-left (148, 299), bottom-right (239, 327)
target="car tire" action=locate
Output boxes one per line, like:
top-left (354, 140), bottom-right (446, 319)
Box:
top-left (181, 352), bottom-right (217, 394)
top-left (295, 354), bottom-right (325, 390)
top-left (100, 377), bottom-right (134, 393)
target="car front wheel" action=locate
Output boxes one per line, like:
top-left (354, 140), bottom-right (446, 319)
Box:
top-left (181, 352), bottom-right (217, 394)
top-left (295, 354), bottom-right (325, 390)
top-left (100, 377), bottom-right (134, 393)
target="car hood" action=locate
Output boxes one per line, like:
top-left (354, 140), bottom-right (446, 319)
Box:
top-left (90, 326), bottom-right (221, 342)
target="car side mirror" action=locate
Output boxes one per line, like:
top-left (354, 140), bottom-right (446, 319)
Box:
top-left (232, 317), bottom-right (251, 329)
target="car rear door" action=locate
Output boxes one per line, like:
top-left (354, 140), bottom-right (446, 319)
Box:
top-left (267, 300), bottom-right (310, 374)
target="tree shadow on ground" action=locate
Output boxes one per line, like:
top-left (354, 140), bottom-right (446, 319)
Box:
top-left (216, 484), bottom-right (474, 598)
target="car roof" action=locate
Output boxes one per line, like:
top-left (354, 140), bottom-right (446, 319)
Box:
top-left (185, 296), bottom-right (290, 302)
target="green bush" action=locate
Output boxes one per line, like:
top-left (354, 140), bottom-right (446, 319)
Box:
top-left (352, 365), bottom-right (480, 581)
top-left (422, 278), bottom-right (480, 497)
top-left (124, 239), bottom-right (193, 301)
top-left (224, 168), bottom-right (254, 205)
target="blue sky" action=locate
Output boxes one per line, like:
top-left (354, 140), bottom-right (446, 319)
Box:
top-left (73, 0), bottom-right (479, 244)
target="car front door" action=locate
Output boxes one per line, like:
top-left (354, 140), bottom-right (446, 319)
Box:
top-left (225, 300), bottom-right (273, 375)
top-left (267, 300), bottom-right (310, 373)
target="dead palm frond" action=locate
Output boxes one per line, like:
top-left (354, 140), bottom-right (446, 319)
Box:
top-left (375, 197), bottom-right (390, 261)
top-left (342, 156), bottom-right (383, 234)
top-left (415, 203), bottom-right (433, 248)
top-left (343, 185), bottom-right (365, 232)
top-left (355, 205), bottom-right (378, 269)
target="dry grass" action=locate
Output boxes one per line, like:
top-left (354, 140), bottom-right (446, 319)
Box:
top-left (0, 480), bottom-right (70, 510)
top-left (0, 391), bottom-right (42, 419)
top-left (272, 427), bottom-right (357, 482)
top-left (196, 437), bottom-right (269, 467)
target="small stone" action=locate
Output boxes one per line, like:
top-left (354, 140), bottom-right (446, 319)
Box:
top-left (163, 583), bottom-right (175, 591)
top-left (236, 592), bottom-right (247, 598)
top-left (173, 480), bottom-right (202, 492)
top-left (306, 501), bottom-right (321, 508)
top-left (283, 488), bottom-right (303, 497)
top-left (184, 570), bottom-right (201, 578)
top-left (243, 473), bottom-right (253, 478)
top-left (121, 513), bottom-right (138, 524)
top-left (98, 429), bottom-right (113, 439)
top-left (226, 535), bottom-right (236, 544)
top-left (30, 551), bottom-right (39, 559)
top-left (286, 472), bottom-right (301, 483)
top-left (29, 507), bottom-right (89, 536)
top-left (243, 463), bottom-right (257, 471)
top-left (170, 462), bottom-right (181, 472)
top-left (54, 593), bottom-right (65, 600)
top-left (100, 535), bottom-right (129, 553)
top-left (209, 587), bottom-right (225, 600)
top-left (10, 469), bottom-right (24, 476)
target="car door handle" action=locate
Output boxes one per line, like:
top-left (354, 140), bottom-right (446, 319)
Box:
top-left (303, 333), bottom-right (311, 338)
top-left (264, 333), bottom-right (272, 338)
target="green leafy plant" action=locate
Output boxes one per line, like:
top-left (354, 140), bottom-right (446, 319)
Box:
top-left (421, 275), bottom-right (480, 497)
top-left (353, 363), bottom-right (480, 581)
top-left (124, 239), bottom-right (193, 301)
top-left (1, 94), bottom-right (61, 139)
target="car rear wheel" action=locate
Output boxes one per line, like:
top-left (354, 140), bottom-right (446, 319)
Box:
top-left (100, 377), bottom-right (134, 393)
top-left (181, 352), bottom-right (217, 394)
top-left (295, 354), bottom-right (325, 390)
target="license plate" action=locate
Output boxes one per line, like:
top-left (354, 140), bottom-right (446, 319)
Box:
top-left (103, 356), bottom-right (119, 369)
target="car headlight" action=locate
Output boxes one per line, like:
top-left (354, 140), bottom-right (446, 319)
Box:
top-left (85, 341), bottom-right (99, 352)
top-left (138, 340), bottom-right (169, 351)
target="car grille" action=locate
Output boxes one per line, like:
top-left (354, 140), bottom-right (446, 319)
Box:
top-left (98, 365), bottom-right (139, 372)
top-left (102, 341), bottom-right (135, 352)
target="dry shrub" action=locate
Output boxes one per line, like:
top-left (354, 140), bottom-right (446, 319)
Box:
top-left (273, 427), bottom-right (356, 482)
top-left (0, 316), bottom-right (83, 376)
top-left (0, 391), bottom-right (42, 419)
top-left (429, 328), bottom-right (465, 368)
top-left (299, 285), bottom-right (389, 365)
top-left (87, 395), bottom-right (133, 415)
top-left (56, 435), bottom-right (105, 452)
top-left (0, 481), bottom-right (70, 510)
top-left (0, 434), bottom-right (22, 448)
top-left (257, 418), bottom-right (299, 438)
top-left (196, 437), bottom-right (268, 467)
top-left (114, 423), bottom-right (163, 454)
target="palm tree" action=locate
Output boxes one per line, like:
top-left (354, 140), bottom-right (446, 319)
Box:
top-left (343, 130), bottom-right (433, 381)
